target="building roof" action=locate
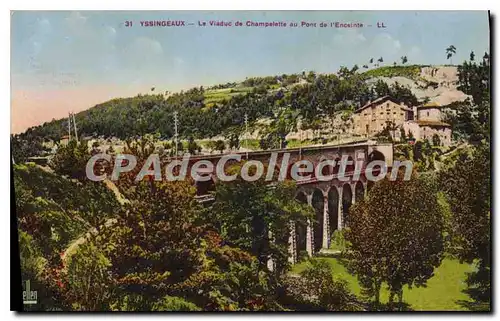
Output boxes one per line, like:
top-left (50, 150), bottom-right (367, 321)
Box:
top-left (354, 95), bottom-right (413, 113)
top-left (416, 120), bottom-right (451, 127)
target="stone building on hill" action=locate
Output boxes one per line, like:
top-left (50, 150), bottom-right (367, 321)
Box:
top-left (353, 96), bottom-right (414, 137)
top-left (352, 96), bottom-right (453, 146)
top-left (403, 101), bottom-right (452, 146)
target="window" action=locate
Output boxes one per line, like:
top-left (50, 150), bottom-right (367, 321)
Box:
top-left (427, 111), bottom-right (430, 117)
top-left (386, 103), bottom-right (390, 108)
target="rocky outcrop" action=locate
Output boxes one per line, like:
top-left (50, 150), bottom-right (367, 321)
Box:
top-left (367, 66), bottom-right (471, 107)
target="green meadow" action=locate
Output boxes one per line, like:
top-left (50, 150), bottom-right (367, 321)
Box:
top-left (291, 257), bottom-right (474, 311)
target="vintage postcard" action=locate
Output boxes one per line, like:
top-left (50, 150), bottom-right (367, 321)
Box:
top-left (11, 11), bottom-right (491, 312)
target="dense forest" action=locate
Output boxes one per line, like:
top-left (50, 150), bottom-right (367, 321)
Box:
top-left (14, 65), bottom-right (422, 144)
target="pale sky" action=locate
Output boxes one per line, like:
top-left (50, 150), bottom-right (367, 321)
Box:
top-left (11, 11), bottom-right (490, 133)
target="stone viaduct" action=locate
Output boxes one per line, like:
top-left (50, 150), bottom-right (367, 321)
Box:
top-left (179, 140), bottom-right (394, 264)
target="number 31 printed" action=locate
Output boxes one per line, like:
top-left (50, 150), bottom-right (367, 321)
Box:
top-left (125, 21), bottom-right (133, 27)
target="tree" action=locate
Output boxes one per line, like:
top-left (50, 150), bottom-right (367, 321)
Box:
top-left (95, 178), bottom-right (279, 311)
top-left (344, 172), bottom-right (444, 309)
top-left (401, 56), bottom-right (408, 65)
top-left (374, 80), bottom-right (390, 98)
top-left (446, 45), bottom-right (457, 64)
top-left (209, 164), bottom-right (312, 278)
top-left (447, 51), bottom-right (490, 143)
top-left (399, 128), bottom-right (407, 142)
top-left (50, 139), bottom-right (91, 180)
top-left (440, 145), bottom-right (490, 310)
top-left (266, 109), bottom-right (299, 149)
top-left (11, 134), bottom-right (49, 163)
top-left (214, 140), bottom-right (226, 154)
top-left (151, 296), bottom-right (201, 311)
top-left (124, 133), bottom-right (159, 159)
top-left (187, 136), bottom-right (200, 155)
top-left (91, 180), bottom-right (203, 310)
top-left (62, 240), bottom-right (113, 311)
top-left (259, 136), bottom-right (273, 150)
top-left (283, 258), bottom-right (362, 311)
top-left (306, 71), bottom-right (317, 83)
top-left (375, 121), bottom-right (397, 143)
top-left (228, 134), bottom-right (239, 150)
top-left (205, 140), bottom-right (217, 154)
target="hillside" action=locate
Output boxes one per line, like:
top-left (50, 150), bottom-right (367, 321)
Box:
top-left (14, 163), bottom-right (120, 269)
top-left (14, 65), bottom-right (469, 145)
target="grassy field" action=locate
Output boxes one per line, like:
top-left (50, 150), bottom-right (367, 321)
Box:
top-left (286, 139), bottom-right (316, 148)
top-left (240, 139), bottom-right (261, 150)
top-left (362, 65), bottom-right (424, 80)
top-left (291, 257), bottom-right (474, 311)
top-left (204, 87), bottom-right (254, 104)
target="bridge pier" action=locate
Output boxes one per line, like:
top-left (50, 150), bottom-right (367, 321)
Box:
top-left (267, 229), bottom-right (275, 271)
top-left (322, 195), bottom-right (329, 249)
top-left (337, 189), bottom-right (344, 231)
top-left (288, 222), bottom-right (296, 264)
top-left (306, 218), bottom-right (313, 257)
top-left (306, 194), bottom-right (315, 257)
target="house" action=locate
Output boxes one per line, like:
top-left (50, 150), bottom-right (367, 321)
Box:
top-left (59, 135), bottom-right (70, 146)
top-left (353, 96), bottom-right (414, 137)
top-left (403, 102), bottom-right (452, 146)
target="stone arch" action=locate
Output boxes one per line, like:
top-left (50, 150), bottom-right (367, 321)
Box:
top-left (318, 156), bottom-right (333, 177)
top-left (332, 156), bottom-right (342, 175)
top-left (295, 190), bottom-right (308, 204)
top-left (195, 176), bottom-right (216, 196)
top-left (341, 183), bottom-right (353, 227)
top-left (346, 155), bottom-right (355, 173)
top-left (311, 189), bottom-right (324, 253)
top-left (328, 187), bottom-right (340, 236)
top-left (367, 150), bottom-right (386, 180)
top-left (354, 181), bottom-right (365, 202)
top-left (368, 150), bottom-right (385, 162)
top-left (294, 191), bottom-right (308, 260)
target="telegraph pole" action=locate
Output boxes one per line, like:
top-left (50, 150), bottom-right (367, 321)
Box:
top-left (299, 122), bottom-right (302, 160)
top-left (72, 112), bottom-right (78, 142)
top-left (244, 113), bottom-right (249, 159)
top-left (173, 111), bottom-right (179, 158)
top-left (68, 112), bottom-right (72, 140)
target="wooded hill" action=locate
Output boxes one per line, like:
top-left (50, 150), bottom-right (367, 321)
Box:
top-left (16, 65), bottom-right (424, 142)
